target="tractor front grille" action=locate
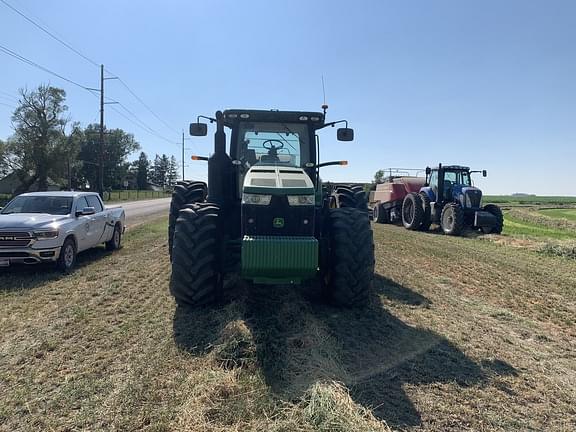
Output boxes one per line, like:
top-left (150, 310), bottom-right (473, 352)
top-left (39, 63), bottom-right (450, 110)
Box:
top-left (465, 190), bottom-right (482, 209)
top-left (0, 231), bottom-right (33, 248)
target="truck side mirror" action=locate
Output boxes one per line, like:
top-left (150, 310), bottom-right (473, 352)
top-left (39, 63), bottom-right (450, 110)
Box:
top-left (337, 128), bottom-right (354, 141)
top-left (482, 170), bottom-right (487, 177)
top-left (189, 122), bottom-right (208, 136)
top-left (425, 167), bottom-right (431, 175)
top-left (76, 207), bottom-right (96, 217)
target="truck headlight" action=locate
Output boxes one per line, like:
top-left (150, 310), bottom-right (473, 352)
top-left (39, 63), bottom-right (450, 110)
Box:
top-left (34, 229), bottom-right (59, 240)
top-left (287, 195), bottom-right (315, 206)
top-left (242, 193), bottom-right (272, 205)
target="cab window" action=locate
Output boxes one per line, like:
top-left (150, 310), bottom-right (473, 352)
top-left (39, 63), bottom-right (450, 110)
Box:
top-left (86, 195), bottom-right (103, 212)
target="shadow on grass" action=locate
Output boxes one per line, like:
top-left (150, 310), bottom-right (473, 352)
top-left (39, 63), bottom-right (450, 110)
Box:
top-left (172, 274), bottom-right (517, 429)
top-left (0, 246), bottom-right (114, 292)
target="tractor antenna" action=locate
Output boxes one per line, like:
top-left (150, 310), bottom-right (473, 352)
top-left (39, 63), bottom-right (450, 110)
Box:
top-left (321, 75), bottom-right (328, 116)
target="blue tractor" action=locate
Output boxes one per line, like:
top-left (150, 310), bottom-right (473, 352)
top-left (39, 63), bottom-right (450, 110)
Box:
top-left (400, 164), bottom-right (503, 236)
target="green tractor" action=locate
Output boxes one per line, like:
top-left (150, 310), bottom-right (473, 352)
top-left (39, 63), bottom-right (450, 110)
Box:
top-left (168, 109), bottom-right (374, 308)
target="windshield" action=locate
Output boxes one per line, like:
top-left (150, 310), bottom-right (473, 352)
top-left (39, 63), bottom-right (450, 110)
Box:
top-left (444, 170), bottom-right (472, 186)
top-left (237, 122), bottom-right (310, 167)
top-left (0, 196), bottom-right (73, 215)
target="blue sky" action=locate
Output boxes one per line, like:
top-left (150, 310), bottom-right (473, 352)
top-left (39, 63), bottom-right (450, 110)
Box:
top-left (1, 0), bottom-right (574, 195)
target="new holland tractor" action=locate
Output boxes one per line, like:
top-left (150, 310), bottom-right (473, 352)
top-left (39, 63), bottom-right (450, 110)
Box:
top-left (168, 109), bottom-right (374, 308)
top-left (372, 164), bottom-right (503, 236)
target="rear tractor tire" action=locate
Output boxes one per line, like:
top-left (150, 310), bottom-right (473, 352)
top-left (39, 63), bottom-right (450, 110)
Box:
top-left (483, 204), bottom-right (504, 234)
top-left (402, 192), bottom-right (424, 230)
top-left (170, 203), bottom-right (223, 307)
top-left (440, 202), bottom-right (465, 236)
top-left (169, 181), bottom-right (207, 260)
top-left (326, 207), bottom-right (374, 307)
top-left (332, 185), bottom-right (368, 211)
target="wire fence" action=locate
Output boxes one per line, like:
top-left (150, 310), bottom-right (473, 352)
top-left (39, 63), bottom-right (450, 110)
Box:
top-left (102, 190), bottom-right (171, 202)
top-left (0, 190), bottom-right (171, 206)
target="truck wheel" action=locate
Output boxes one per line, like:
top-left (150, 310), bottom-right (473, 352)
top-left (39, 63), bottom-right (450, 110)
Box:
top-left (484, 204), bottom-right (504, 234)
top-left (326, 208), bottom-right (374, 307)
top-left (170, 203), bottom-right (222, 307)
top-left (105, 223), bottom-right (122, 251)
top-left (402, 192), bottom-right (424, 230)
top-left (57, 237), bottom-right (77, 273)
top-left (440, 202), bottom-right (465, 236)
top-left (373, 203), bottom-right (388, 223)
top-left (419, 192), bottom-right (432, 231)
top-left (169, 181), bottom-right (207, 260)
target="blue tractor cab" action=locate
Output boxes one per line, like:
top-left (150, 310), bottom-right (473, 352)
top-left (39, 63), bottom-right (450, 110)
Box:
top-left (400, 163), bottom-right (503, 236)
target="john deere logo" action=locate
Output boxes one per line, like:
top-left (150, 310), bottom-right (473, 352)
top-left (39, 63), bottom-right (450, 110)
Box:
top-left (273, 217), bottom-right (284, 228)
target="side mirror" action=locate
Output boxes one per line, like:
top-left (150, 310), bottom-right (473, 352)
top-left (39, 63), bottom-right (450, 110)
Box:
top-left (482, 170), bottom-right (487, 177)
top-left (189, 122), bottom-right (208, 136)
top-left (76, 207), bottom-right (96, 217)
top-left (425, 167), bottom-right (431, 175)
top-left (337, 128), bottom-right (354, 141)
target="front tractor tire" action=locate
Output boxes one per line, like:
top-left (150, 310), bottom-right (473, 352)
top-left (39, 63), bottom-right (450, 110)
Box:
top-left (170, 203), bottom-right (222, 307)
top-left (440, 202), bottom-right (465, 236)
top-left (169, 181), bottom-right (207, 260)
top-left (483, 204), bottom-right (504, 234)
top-left (402, 192), bottom-right (424, 230)
top-left (327, 207), bottom-right (375, 307)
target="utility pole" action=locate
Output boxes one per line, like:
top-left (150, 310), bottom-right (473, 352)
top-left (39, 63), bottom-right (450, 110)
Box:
top-left (86, 65), bottom-right (118, 198)
top-left (99, 65), bottom-right (104, 198)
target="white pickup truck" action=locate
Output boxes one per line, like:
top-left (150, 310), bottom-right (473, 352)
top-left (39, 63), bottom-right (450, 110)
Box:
top-left (0, 191), bottom-right (125, 272)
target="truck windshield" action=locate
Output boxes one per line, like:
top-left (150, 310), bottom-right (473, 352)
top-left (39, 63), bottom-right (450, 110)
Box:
top-left (0, 196), bottom-right (73, 215)
top-left (237, 122), bottom-right (309, 167)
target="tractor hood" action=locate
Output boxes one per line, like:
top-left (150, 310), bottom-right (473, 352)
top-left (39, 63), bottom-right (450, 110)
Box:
top-left (243, 166), bottom-right (314, 195)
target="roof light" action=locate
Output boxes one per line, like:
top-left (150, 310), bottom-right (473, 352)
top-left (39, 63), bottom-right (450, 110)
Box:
top-left (227, 113), bottom-right (238, 119)
top-left (310, 116), bottom-right (320, 121)
top-left (299, 116), bottom-right (309, 121)
top-left (240, 113), bottom-right (250, 119)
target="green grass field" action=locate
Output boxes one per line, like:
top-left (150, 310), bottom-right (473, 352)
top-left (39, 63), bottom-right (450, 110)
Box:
top-left (539, 208), bottom-right (576, 222)
top-left (484, 195), bottom-right (576, 206)
top-left (503, 213), bottom-right (576, 240)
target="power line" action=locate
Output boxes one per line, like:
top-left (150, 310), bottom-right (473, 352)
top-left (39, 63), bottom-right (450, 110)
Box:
top-left (0, 44), bottom-right (92, 91)
top-left (1, 0), bottom-right (179, 140)
top-left (115, 78), bottom-right (180, 135)
top-left (0, 0), bottom-right (100, 68)
top-left (0, 102), bottom-right (16, 110)
top-left (0, 90), bottom-right (18, 102)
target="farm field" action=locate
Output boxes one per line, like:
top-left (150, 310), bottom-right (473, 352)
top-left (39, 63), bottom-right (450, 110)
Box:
top-left (484, 195), bottom-right (576, 206)
top-left (540, 208), bottom-right (576, 222)
top-left (1, 216), bottom-right (575, 431)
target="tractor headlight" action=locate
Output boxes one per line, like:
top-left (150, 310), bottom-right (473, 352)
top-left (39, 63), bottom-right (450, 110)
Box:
top-left (242, 193), bottom-right (272, 205)
top-left (287, 195), bottom-right (315, 206)
top-left (33, 229), bottom-right (59, 240)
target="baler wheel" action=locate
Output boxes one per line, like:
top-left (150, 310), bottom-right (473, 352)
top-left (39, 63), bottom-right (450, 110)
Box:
top-left (440, 202), bottom-right (464, 236)
top-left (402, 192), bottom-right (424, 230)
top-left (170, 203), bottom-right (222, 307)
top-left (419, 192), bottom-right (432, 231)
top-left (483, 204), bottom-right (504, 234)
top-left (326, 207), bottom-right (374, 307)
top-left (169, 181), bottom-right (207, 260)
top-left (373, 203), bottom-right (388, 224)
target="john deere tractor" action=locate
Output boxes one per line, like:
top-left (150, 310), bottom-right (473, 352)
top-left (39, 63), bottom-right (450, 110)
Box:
top-left (168, 109), bottom-right (374, 308)
top-left (401, 164), bottom-right (503, 235)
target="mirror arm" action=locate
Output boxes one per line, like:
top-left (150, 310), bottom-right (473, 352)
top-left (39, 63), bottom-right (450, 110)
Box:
top-left (197, 115), bottom-right (216, 123)
top-left (316, 161), bottom-right (348, 168)
top-left (317, 119), bottom-right (348, 130)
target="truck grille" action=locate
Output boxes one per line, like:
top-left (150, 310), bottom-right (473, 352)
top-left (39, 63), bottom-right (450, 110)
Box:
top-left (0, 231), bottom-right (33, 248)
top-left (465, 190), bottom-right (482, 209)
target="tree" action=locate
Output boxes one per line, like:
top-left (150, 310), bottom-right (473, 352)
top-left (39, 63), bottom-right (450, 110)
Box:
top-left (167, 155), bottom-right (179, 186)
top-left (151, 154), bottom-right (170, 187)
top-left (9, 85), bottom-right (68, 192)
top-left (135, 152), bottom-right (150, 190)
top-left (373, 169), bottom-right (385, 184)
top-left (78, 124), bottom-right (140, 190)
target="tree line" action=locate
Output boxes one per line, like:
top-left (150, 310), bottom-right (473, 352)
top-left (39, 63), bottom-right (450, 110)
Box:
top-left (0, 84), bottom-right (179, 196)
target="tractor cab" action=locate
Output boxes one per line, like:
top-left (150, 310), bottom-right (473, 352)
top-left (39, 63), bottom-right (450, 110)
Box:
top-left (422, 164), bottom-right (483, 210)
